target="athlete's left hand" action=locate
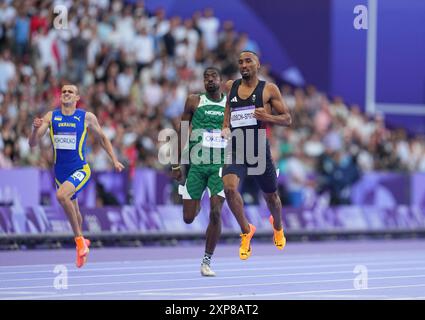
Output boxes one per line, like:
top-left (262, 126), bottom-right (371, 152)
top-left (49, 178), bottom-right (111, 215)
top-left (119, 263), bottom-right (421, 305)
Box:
top-left (253, 108), bottom-right (270, 121)
top-left (114, 161), bottom-right (125, 172)
top-left (171, 167), bottom-right (183, 182)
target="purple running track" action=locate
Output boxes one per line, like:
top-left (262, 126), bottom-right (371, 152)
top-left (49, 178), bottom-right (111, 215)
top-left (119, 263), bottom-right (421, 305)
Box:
top-left (0, 239), bottom-right (425, 300)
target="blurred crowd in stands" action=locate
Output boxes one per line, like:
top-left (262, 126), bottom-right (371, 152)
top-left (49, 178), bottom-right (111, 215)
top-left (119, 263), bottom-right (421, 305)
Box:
top-left (1, 0), bottom-right (425, 206)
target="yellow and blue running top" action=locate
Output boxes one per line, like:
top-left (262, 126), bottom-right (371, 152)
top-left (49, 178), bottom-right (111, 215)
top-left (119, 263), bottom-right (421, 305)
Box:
top-left (49, 108), bottom-right (91, 199)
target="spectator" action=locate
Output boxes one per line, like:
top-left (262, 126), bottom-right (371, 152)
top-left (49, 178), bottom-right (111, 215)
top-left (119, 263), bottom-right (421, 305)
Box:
top-left (284, 147), bottom-right (312, 207)
top-left (117, 65), bottom-right (134, 98)
top-left (0, 49), bottom-right (16, 93)
top-left (69, 22), bottom-right (90, 83)
top-left (198, 8), bottom-right (219, 51)
top-left (133, 27), bottom-right (155, 73)
top-left (14, 7), bottom-right (30, 59)
top-left (0, 1), bottom-right (423, 203)
top-left (317, 133), bottom-right (361, 205)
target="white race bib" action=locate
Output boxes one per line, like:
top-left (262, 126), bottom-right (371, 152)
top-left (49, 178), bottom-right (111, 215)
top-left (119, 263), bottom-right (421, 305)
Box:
top-left (230, 105), bottom-right (257, 128)
top-left (71, 171), bottom-right (85, 182)
top-left (54, 133), bottom-right (77, 150)
top-left (202, 130), bottom-right (228, 148)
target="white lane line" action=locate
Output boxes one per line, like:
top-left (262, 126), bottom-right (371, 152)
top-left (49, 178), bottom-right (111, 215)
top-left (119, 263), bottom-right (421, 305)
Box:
top-left (1, 247), bottom-right (425, 269)
top-left (296, 294), bottom-right (388, 298)
top-left (138, 292), bottom-right (220, 297)
top-left (388, 296), bottom-right (425, 300)
top-left (0, 291), bottom-right (55, 295)
top-left (196, 284), bottom-right (425, 300)
top-left (199, 284), bottom-right (425, 300)
top-left (0, 252), bottom-right (350, 269)
top-left (1, 266), bottom-right (425, 291)
top-left (2, 274), bottom-right (425, 300)
top-left (0, 259), bottom-right (139, 269)
top-left (1, 256), bottom-right (366, 275)
top-left (1, 258), bottom-right (425, 283)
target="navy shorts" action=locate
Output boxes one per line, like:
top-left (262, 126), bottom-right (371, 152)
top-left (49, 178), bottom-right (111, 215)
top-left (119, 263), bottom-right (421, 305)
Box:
top-left (222, 148), bottom-right (278, 194)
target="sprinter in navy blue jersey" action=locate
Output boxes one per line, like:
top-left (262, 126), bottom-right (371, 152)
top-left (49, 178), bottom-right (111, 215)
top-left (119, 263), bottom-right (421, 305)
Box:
top-left (221, 51), bottom-right (292, 260)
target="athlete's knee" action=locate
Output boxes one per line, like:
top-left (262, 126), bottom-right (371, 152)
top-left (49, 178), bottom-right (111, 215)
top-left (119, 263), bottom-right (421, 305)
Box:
top-left (223, 173), bottom-right (241, 201)
top-left (209, 207), bottom-right (221, 225)
top-left (264, 191), bottom-right (281, 207)
top-left (224, 185), bottom-right (239, 198)
top-left (183, 217), bottom-right (194, 224)
top-left (183, 211), bottom-right (196, 224)
top-left (183, 201), bottom-right (200, 224)
top-left (183, 216), bottom-right (195, 224)
top-left (56, 190), bottom-right (69, 203)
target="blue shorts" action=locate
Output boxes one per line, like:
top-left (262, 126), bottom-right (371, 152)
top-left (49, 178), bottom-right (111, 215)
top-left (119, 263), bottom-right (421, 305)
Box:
top-left (55, 164), bottom-right (92, 200)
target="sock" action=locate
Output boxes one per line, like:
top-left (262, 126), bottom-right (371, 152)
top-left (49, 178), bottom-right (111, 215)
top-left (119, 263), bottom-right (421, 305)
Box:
top-left (202, 252), bottom-right (213, 265)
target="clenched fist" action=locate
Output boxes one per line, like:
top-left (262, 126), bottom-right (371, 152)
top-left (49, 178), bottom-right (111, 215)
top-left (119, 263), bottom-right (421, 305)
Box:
top-left (253, 108), bottom-right (270, 121)
top-left (171, 167), bottom-right (183, 182)
top-left (32, 118), bottom-right (43, 130)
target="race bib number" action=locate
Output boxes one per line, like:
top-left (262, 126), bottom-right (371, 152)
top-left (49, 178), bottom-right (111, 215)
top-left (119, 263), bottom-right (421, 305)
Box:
top-left (71, 171), bottom-right (85, 182)
top-left (202, 130), bottom-right (228, 148)
top-left (230, 105), bottom-right (257, 128)
top-left (54, 133), bottom-right (77, 150)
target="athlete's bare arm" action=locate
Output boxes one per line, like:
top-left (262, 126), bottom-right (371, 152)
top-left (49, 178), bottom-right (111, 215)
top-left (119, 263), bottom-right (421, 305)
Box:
top-left (254, 83), bottom-right (292, 127)
top-left (85, 112), bottom-right (124, 172)
top-left (221, 80), bottom-right (234, 138)
top-left (172, 94), bottom-right (199, 181)
top-left (177, 94), bottom-right (199, 164)
top-left (29, 111), bottom-right (52, 147)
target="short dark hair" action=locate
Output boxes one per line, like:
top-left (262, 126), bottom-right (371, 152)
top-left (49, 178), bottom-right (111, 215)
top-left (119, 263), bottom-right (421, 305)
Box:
top-left (240, 50), bottom-right (259, 59)
top-left (203, 67), bottom-right (222, 79)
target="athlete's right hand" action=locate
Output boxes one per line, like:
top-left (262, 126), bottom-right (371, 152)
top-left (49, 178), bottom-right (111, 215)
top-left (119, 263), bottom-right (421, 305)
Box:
top-left (32, 118), bottom-right (43, 130)
top-left (221, 127), bottom-right (231, 139)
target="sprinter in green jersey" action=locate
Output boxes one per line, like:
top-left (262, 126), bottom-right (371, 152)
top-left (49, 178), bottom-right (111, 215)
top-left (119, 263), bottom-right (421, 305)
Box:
top-left (172, 67), bottom-right (226, 276)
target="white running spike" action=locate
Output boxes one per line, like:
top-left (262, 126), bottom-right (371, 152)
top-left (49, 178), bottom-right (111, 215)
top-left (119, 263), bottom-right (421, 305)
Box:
top-left (200, 263), bottom-right (216, 277)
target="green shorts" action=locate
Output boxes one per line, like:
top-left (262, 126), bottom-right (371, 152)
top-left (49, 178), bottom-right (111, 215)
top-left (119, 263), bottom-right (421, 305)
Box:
top-left (179, 164), bottom-right (225, 200)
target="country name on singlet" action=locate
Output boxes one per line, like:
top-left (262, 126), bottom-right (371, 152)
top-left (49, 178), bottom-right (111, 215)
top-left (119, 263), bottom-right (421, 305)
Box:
top-left (204, 110), bottom-right (224, 116)
top-left (58, 122), bottom-right (77, 128)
